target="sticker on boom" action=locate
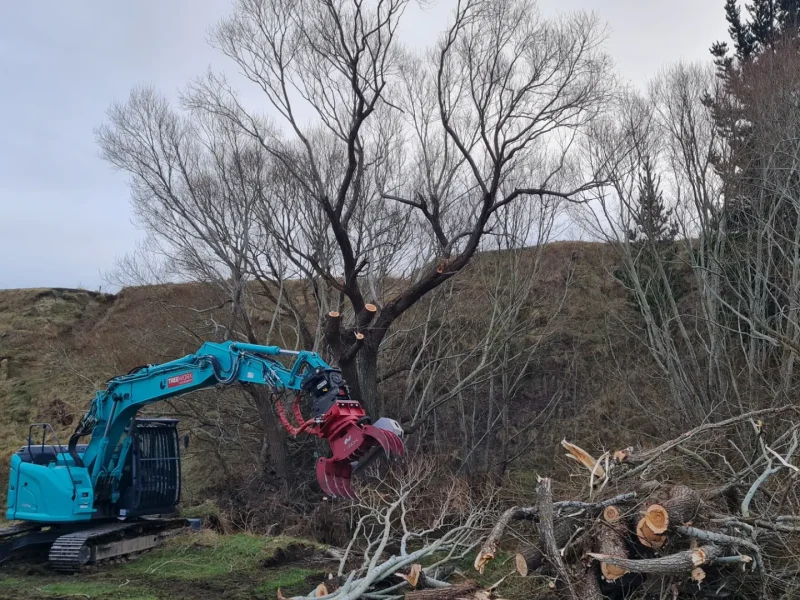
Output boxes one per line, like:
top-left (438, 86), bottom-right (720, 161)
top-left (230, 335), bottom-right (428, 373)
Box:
top-left (167, 373), bottom-right (194, 388)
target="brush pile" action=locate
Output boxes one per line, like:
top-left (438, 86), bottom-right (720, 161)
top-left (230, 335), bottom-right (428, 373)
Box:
top-left (474, 407), bottom-right (800, 599)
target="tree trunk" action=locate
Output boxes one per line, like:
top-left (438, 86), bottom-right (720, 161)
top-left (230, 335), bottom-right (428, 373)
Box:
top-left (357, 339), bottom-right (380, 417)
top-left (250, 388), bottom-right (293, 491)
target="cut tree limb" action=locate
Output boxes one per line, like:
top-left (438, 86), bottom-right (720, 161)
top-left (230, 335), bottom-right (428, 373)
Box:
top-left (404, 581), bottom-right (479, 599)
top-left (476, 493), bottom-right (636, 574)
top-left (537, 478), bottom-right (604, 600)
top-left (538, 478), bottom-right (578, 598)
top-left (595, 506), bottom-right (629, 582)
top-left (357, 303), bottom-right (378, 328)
top-left (588, 545), bottom-right (723, 575)
top-left (675, 526), bottom-right (764, 572)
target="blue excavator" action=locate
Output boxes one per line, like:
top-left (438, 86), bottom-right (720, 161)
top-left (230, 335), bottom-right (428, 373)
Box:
top-left (1, 341), bottom-right (403, 569)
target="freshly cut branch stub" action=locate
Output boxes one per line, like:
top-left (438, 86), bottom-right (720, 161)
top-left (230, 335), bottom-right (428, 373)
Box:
top-left (474, 547), bottom-right (495, 575)
top-left (603, 505), bottom-right (621, 523)
top-left (395, 563), bottom-right (422, 588)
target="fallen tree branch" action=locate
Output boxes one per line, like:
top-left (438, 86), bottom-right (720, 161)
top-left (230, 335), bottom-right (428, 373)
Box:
top-left (538, 477), bottom-right (590, 600)
top-left (475, 492), bottom-right (636, 573)
top-left (675, 526), bottom-right (763, 572)
top-left (588, 545), bottom-right (723, 575)
top-left (619, 406), bottom-right (799, 481)
top-left (403, 581), bottom-right (480, 600)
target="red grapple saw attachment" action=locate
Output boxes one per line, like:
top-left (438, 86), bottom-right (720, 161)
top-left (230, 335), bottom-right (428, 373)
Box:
top-left (276, 368), bottom-right (404, 499)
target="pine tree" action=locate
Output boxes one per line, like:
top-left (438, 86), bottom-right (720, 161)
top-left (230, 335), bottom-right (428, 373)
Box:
top-left (778, 0), bottom-right (800, 28)
top-left (724, 0), bottom-right (755, 60)
top-left (628, 158), bottom-right (678, 244)
top-left (748, 0), bottom-right (778, 49)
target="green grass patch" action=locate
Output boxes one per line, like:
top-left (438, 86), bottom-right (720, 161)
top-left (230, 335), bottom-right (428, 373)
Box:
top-left (122, 532), bottom-right (266, 580)
top-left (121, 532), bottom-right (323, 581)
top-left (259, 567), bottom-right (322, 597)
top-left (0, 577), bottom-right (155, 600)
top-left (33, 582), bottom-right (122, 598)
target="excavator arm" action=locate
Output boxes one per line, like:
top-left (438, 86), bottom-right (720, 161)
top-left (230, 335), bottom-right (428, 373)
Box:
top-left (62, 342), bottom-right (402, 506)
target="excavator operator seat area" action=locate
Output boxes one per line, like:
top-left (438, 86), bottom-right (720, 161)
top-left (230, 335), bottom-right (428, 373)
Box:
top-left (16, 444), bottom-right (89, 466)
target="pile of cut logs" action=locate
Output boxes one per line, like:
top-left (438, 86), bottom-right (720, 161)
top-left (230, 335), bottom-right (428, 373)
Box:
top-left (475, 407), bottom-right (800, 599)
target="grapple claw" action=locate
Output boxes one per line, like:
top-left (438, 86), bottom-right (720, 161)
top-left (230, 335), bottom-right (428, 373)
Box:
top-left (317, 457), bottom-right (356, 499)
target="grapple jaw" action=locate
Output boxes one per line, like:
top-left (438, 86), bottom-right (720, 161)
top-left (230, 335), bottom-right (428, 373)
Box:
top-left (276, 366), bottom-right (404, 499)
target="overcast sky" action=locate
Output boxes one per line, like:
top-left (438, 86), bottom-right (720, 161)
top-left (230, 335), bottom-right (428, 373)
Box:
top-left (0, 1), bottom-right (727, 290)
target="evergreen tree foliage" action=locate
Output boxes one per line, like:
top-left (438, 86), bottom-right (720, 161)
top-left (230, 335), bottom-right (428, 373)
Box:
top-left (723, 0), bottom-right (755, 60)
top-left (628, 158), bottom-right (679, 244)
top-left (748, 0), bottom-right (778, 50)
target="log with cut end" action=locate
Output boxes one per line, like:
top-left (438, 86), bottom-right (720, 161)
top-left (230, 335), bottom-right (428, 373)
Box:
top-left (635, 484), bottom-right (701, 548)
top-left (513, 516), bottom-right (584, 577)
top-left (515, 547), bottom-right (542, 577)
top-left (603, 505), bottom-right (621, 523)
top-left (595, 506), bottom-right (629, 582)
top-left (588, 544), bottom-right (723, 575)
top-left (643, 504), bottom-right (669, 535)
top-left (404, 581), bottom-right (480, 599)
top-left (636, 518), bottom-right (666, 549)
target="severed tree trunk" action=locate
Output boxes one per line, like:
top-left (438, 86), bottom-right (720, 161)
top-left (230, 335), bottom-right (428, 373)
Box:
top-left (516, 546), bottom-right (543, 577)
top-left (636, 484), bottom-right (701, 548)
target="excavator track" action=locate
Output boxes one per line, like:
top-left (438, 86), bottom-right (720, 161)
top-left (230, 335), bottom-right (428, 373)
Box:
top-left (48, 518), bottom-right (186, 572)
